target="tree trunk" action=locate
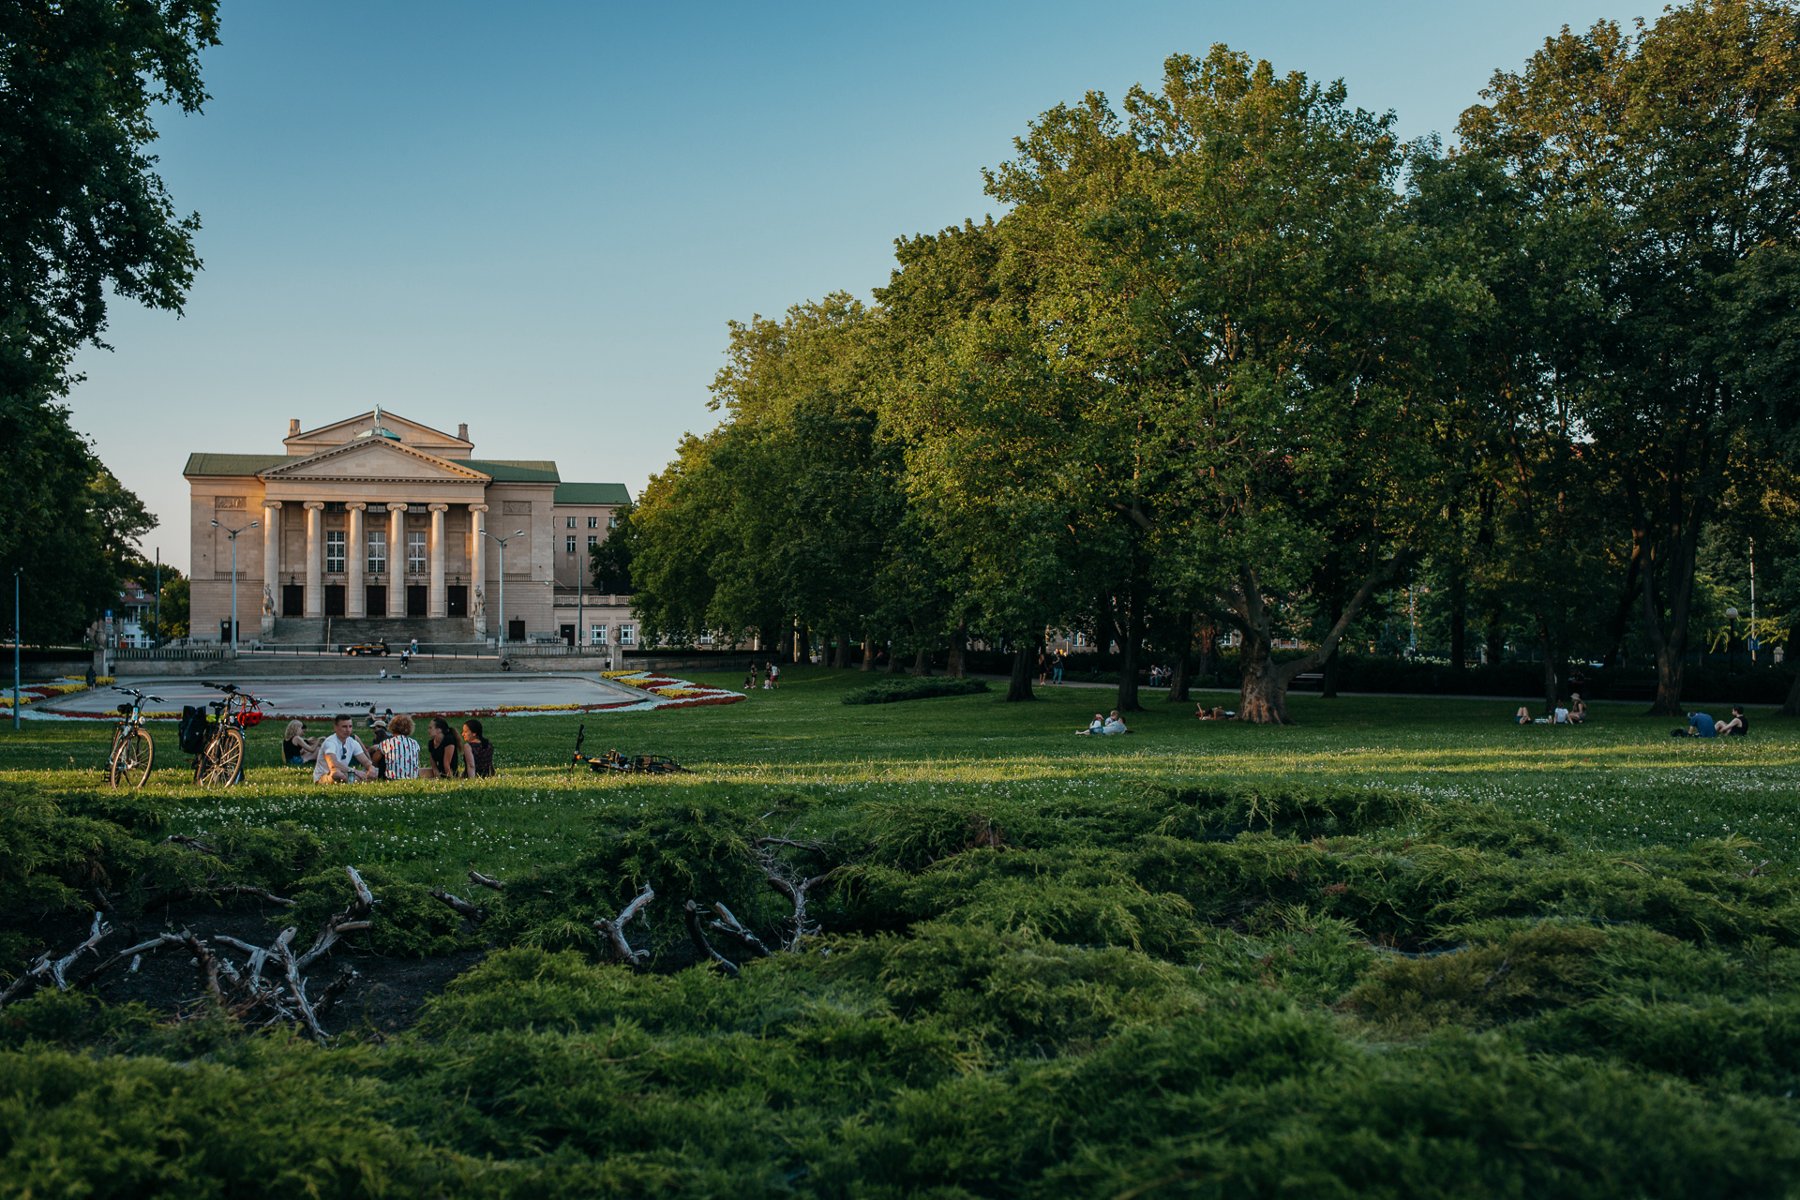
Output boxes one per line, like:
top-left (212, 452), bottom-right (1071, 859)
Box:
top-left (861, 631), bottom-right (876, 672)
top-left (832, 630), bottom-right (850, 669)
top-left (1321, 645), bottom-right (1341, 699)
top-left (1115, 594), bottom-right (1144, 713)
top-left (1194, 623), bottom-right (1216, 684)
top-left (1237, 632), bottom-right (1294, 725)
top-left (1484, 613), bottom-right (1504, 669)
top-left (1447, 553), bottom-right (1467, 672)
top-left (1536, 614), bottom-right (1558, 710)
top-left (1602, 539), bottom-right (1644, 670)
top-left (946, 623), bottom-right (966, 678)
top-left (911, 644), bottom-right (929, 676)
top-left (792, 621), bottom-right (809, 664)
top-left (1005, 644), bottom-right (1034, 702)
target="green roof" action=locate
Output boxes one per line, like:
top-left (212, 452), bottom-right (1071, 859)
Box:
top-left (184, 453), bottom-right (289, 477)
top-left (454, 459), bottom-right (561, 483)
top-left (554, 482), bottom-right (630, 505)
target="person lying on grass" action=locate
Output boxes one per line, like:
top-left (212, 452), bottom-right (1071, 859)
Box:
top-left (1077, 713), bottom-right (1105, 735)
top-left (315, 714), bottom-right (376, 784)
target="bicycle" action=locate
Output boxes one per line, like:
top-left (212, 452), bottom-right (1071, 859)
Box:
top-left (107, 686), bottom-right (164, 789)
top-left (192, 681), bottom-right (268, 786)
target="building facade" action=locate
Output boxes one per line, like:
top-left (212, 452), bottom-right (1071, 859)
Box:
top-left (184, 411), bottom-right (632, 647)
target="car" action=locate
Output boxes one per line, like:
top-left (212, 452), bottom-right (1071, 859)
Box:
top-left (344, 640), bottom-right (390, 657)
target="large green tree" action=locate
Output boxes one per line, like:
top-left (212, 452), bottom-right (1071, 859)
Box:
top-left (1, 0), bottom-right (218, 641)
top-left (1460, 0), bottom-right (1800, 713)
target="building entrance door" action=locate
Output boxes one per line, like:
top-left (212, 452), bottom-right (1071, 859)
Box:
top-left (508, 618), bottom-right (525, 644)
top-left (447, 585), bottom-right (467, 617)
top-left (406, 586), bottom-right (427, 617)
top-left (366, 585), bottom-right (386, 618)
top-left (282, 585), bottom-right (303, 617)
top-left (560, 624), bottom-right (575, 646)
top-left (324, 585), bottom-right (346, 617)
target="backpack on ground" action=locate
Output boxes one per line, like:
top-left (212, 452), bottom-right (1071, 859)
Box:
top-left (178, 705), bottom-right (211, 754)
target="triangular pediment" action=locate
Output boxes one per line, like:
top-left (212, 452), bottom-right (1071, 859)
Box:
top-left (260, 439), bottom-right (491, 484)
top-left (285, 410), bottom-right (472, 456)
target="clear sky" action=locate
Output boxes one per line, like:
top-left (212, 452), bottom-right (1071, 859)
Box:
top-left (67, 0), bottom-right (1643, 574)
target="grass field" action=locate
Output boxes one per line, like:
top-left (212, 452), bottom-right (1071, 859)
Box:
top-left (2, 669), bottom-right (1797, 1196)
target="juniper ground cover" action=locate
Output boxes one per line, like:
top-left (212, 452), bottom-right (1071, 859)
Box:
top-left (1, 670), bottom-right (1796, 1197)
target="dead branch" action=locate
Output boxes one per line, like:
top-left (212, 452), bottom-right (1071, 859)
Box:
top-left (707, 902), bottom-right (772, 958)
top-left (0, 914), bottom-right (115, 1010)
top-left (683, 901), bottom-right (739, 976)
top-left (314, 968), bottom-right (357, 1016)
top-left (752, 836), bottom-right (824, 852)
top-left (70, 932), bottom-right (189, 991)
top-left (181, 932), bottom-right (226, 1006)
top-left (763, 867), bottom-right (842, 952)
top-left (430, 889), bottom-right (486, 923)
top-left (50, 913), bottom-right (112, 989)
top-left (210, 884), bottom-right (296, 907)
top-left (296, 866), bottom-right (376, 971)
top-left (468, 870), bottom-right (505, 892)
top-left (276, 929), bottom-right (328, 1043)
top-left (165, 834), bottom-right (218, 856)
top-left (593, 883), bottom-right (655, 967)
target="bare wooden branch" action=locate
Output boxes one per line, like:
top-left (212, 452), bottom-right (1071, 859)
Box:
top-left (763, 865), bottom-right (842, 952)
top-left (49, 913), bottom-right (112, 989)
top-left (430, 889), bottom-right (486, 923)
top-left (314, 968), bottom-right (357, 1016)
top-left (165, 834), bottom-right (218, 856)
top-left (71, 933), bottom-right (189, 991)
top-left (593, 883), bottom-right (655, 967)
top-left (468, 870), bottom-right (506, 892)
top-left (276, 930), bottom-right (328, 1043)
top-left (708, 902), bottom-right (772, 958)
top-left (181, 933), bottom-right (225, 1007)
top-left (296, 866), bottom-right (376, 971)
top-left (211, 884), bottom-right (296, 907)
top-left (752, 836), bottom-right (824, 852)
top-left (683, 901), bottom-right (739, 976)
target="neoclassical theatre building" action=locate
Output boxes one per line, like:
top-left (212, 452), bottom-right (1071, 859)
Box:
top-left (184, 410), bottom-right (633, 648)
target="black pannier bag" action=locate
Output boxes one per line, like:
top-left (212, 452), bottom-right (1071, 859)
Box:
top-left (178, 705), bottom-right (210, 753)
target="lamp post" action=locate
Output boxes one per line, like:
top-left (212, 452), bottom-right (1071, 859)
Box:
top-left (1726, 606), bottom-right (1740, 673)
top-left (482, 529), bottom-right (525, 658)
top-left (210, 518), bottom-right (260, 656)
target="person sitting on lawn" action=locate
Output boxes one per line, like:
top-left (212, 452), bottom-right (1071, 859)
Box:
top-left (376, 714), bottom-right (421, 780)
top-left (282, 719), bottom-right (320, 767)
top-left (1514, 706), bottom-right (1534, 725)
top-left (1716, 706), bottom-right (1749, 736)
top-left (1569, 694), bottom-right (1588, 724)
top-left (1684, 711), bottom-right (1719, 738)
top-left (1552, 703), bottom-right (1571, 725)
top-left (1077, 713), bottom-right (1105, 735)
top-left (315, 714), bottom-right (375, 784)
top-left (1101, 710), bottom-right (1130, 735)
top-left (424, 717), bottom-right (472, 778)
top-left (462, 718), bottom-right (496, 778)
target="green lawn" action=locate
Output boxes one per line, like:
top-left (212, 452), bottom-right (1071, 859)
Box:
top-left (2, 669), bottom-right (1797, 1197)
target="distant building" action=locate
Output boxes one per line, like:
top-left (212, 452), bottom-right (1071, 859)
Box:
top-left (183, 410), bottom-right (632, 647)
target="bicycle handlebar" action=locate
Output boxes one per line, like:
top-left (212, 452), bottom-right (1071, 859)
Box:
top-left (113, 686), bottom-right (164, 702)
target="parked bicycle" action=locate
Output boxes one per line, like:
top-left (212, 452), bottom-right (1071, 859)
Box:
top-left (107, 686), bottom-right (164, 789)
top-left (188, 681), bottom-right (268, 786)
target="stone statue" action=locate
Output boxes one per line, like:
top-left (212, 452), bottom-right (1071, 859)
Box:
top-left (262, 585), bottom-right (275, 616)
top-left (472, 584), bottom-right (485, 619)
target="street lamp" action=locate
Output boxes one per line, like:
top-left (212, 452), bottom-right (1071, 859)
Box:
top-left (210, 518), bottom-right (260, 656)
top-left (1726, 606), bottom-right (1741, 673)
top-left (482, 528), bottom-right (525, 659)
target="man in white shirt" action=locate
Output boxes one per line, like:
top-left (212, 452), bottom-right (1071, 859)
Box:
top-left (315, 714), bottom-right (375, 783)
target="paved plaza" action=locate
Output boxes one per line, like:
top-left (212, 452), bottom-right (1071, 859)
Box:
top-left (50, 672), bottom-right (643, 719)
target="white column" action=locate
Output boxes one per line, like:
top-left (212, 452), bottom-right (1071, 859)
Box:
top-left (345, 502), bottom-right (366, 618)
top-left (428, 503), bottom-right (448, 619)
top-left (469, 503), bottom-right (488, 637)
top-left (387, 503), bottom-right (408, 612)
top-left (260, 501), bottom-right (281, 634)
top-left (303, 501), bottom-right (325, 618)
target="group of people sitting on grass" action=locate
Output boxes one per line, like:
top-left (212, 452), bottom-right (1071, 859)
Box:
top-left (1675, 707), bottom-right (1749, 738)
top-left (1515, 694), bottom-right (1590, 726)
top-left (282, 714), bottom-right (497, 783)
top-left (1076, 710), bottom-right (1131, 736)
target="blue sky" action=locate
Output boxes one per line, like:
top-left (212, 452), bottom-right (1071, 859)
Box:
top-left (67, 0), bottom-right (1641, 573)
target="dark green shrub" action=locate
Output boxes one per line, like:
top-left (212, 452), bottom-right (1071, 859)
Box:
top-left (841, 677), bottom-right (990, 705)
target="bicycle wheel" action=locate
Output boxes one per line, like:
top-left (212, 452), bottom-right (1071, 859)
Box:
top-left (109, 726), bottom-right (154, 789)
top-left (198, 727), bottom-right (245, 787)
